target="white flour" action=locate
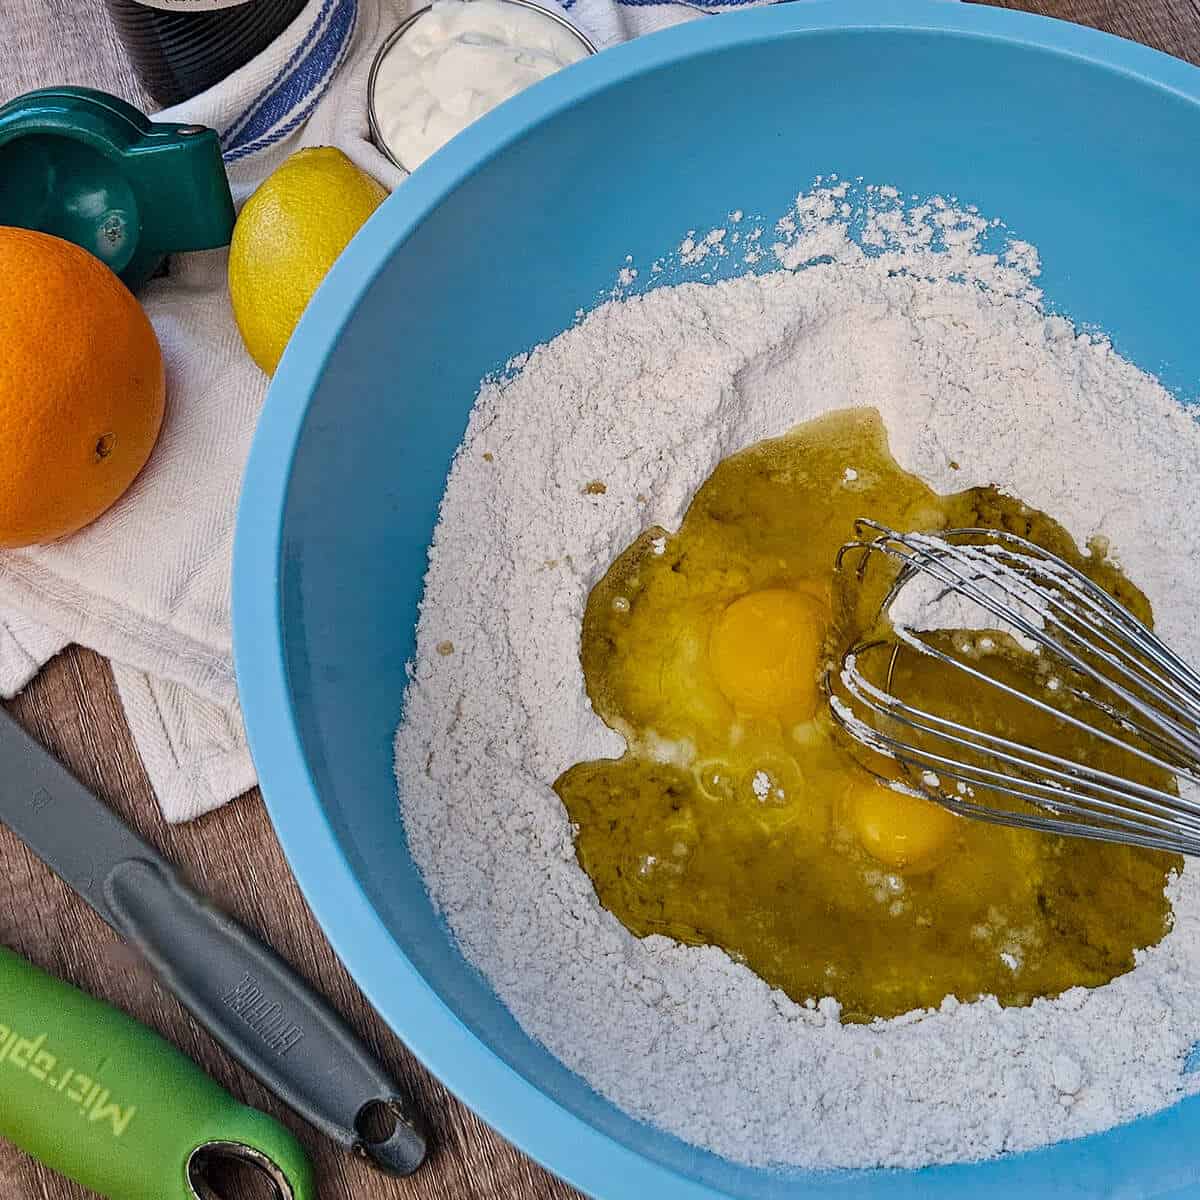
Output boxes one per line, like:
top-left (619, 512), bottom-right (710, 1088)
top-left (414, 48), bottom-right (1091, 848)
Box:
top-left (394, 182), bottom-right (1200, 1169)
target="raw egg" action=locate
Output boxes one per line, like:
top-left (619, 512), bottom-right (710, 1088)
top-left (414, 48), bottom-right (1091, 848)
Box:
top-left (849, 775), bottom-right (959, 873)
top-left (556, 407), bottom-right (1177, 1020)
top-left (708, 588), bottom-right (826, 720)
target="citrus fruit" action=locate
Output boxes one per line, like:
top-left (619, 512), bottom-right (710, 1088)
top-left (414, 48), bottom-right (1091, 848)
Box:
top-left (0, 228), bottom-right (166, 548)
top-left (227, 147), bottom-right (388, 375)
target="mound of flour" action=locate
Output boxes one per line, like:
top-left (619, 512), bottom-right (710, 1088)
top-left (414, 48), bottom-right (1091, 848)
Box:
top-left (395, 184), bottom-right (1200, 1168)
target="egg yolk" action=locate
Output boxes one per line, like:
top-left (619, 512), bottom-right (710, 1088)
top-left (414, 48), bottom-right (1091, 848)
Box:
top-left (560, 410), bottom-right (1179, 1021)
top-left (850, 775), bottom-right (958, 872)
top-left (708, 588), bottom-right (826, 720)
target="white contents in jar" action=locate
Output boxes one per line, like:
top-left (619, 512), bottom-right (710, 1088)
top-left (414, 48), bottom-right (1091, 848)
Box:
top-left (372, 0), bottom-right (590, 169)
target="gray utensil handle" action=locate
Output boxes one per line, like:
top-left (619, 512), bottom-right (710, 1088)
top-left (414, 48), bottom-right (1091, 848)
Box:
top-left (105, 857), bottom-right (426, 1176)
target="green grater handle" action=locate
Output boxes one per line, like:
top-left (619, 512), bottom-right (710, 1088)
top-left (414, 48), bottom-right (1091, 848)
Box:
top-left (0, 945), bottom-right (315, 1200)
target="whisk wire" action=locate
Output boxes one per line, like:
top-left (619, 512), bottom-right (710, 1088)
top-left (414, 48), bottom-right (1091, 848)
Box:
top-left (829, 521), bottom-right (1200, 857)
top-left (976, 543), bottom-right (1200, 735)
top-left (837, 652), bottom-right (1200, 831)
top-left (882, 628), bottom-right (1200, 794)
top-left (833, 670), bottom-right (1200, 855)
top-left (846, 523), bottom-right (1200, 759)
top-left (978, 529), bottom-right (1200, 701)
top-left (830, 691), bottom-right (1200, 857)
top-left (872, 526), bottom-right (1200, 738)
top-left (936, 529), bottom-right (1200, 713)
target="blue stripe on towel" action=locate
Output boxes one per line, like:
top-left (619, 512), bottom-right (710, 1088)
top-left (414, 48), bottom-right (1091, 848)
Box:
top-left (222, 0), bottom-right (335, 147)
top-left (223, 0), bottom-right (357, 160)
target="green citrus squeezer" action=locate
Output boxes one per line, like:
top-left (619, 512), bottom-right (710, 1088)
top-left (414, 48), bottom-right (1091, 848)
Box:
top-left (0, 86), bottom-right (234, 290)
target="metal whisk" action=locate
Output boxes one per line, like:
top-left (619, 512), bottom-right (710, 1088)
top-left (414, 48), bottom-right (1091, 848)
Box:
top-left (826, 520), bottom-right (1200, 857)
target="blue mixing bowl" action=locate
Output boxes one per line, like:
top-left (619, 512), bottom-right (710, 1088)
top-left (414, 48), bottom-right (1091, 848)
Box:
top-left (233, 2), bottom-right (1200, 1195)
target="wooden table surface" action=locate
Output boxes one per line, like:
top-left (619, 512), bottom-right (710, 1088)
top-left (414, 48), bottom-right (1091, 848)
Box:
top-left (2, 1), bottom-right (1198, 1198)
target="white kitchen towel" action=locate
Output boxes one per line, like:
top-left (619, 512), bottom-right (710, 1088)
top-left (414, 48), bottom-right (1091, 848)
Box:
top-left (0, 0), bottom-right (734, 820)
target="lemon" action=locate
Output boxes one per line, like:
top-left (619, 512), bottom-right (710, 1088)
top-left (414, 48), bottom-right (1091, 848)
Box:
top-left (228, 147), bottom-right (388, 374)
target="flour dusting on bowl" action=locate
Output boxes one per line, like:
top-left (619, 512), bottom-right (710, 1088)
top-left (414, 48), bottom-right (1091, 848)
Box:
top-left (394, 182), bottom-right (1200, 1168)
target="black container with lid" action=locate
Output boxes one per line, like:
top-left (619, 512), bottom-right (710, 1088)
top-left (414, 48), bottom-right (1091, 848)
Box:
top-left (104, 0), bottom-right (308, 108)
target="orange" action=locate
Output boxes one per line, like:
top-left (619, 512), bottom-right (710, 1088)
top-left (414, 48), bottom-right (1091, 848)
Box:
top-left (0, 228), bottom-right (166, 547)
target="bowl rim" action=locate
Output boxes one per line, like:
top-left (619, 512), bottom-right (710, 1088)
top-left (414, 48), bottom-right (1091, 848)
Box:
top-left (233, 4), bottom-right (1200, 1197)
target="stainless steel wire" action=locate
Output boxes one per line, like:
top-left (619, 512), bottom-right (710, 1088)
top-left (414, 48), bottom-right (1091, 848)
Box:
top-left (826, 521), bottom-right (1200, 857)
